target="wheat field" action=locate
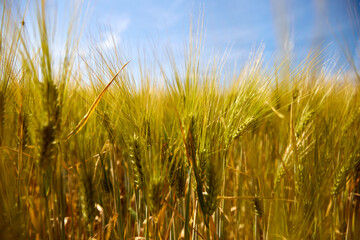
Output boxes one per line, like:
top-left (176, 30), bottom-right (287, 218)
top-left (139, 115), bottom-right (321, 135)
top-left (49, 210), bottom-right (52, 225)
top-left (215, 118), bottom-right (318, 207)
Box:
top-left (0, 1), bottom-right (359, 240)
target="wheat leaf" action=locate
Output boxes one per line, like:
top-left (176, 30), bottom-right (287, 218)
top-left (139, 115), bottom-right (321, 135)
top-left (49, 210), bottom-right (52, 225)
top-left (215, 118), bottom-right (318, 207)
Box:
top-left (66, 61), bottom-right (130, 141)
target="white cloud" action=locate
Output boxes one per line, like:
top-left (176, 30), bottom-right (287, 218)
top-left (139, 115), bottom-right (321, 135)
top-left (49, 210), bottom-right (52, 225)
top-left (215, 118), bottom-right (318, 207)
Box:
top-left (98, 15), bottom-right (131, 34)
top-left (99, 31), bottom-right (120, 50)
top-left (95, 15), bottom-right (131, 51)
top-left (112, 16), bottom-right (131, 35)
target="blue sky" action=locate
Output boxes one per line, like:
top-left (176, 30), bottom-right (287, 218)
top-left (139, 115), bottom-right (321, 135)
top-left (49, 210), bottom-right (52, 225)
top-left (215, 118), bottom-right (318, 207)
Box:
top-left (15, 0), bottom-right (360, 72)
top-left (86, 0), bottom-right (359, 70)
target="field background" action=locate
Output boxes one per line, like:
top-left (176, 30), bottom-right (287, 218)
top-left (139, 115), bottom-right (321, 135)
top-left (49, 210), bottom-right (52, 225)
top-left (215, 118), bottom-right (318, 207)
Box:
top-left (0, 1), bottom-right (360, 239)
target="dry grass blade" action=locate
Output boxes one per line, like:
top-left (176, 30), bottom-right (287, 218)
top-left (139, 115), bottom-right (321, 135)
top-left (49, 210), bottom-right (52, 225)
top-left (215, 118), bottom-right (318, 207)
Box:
top-left (91, 213), bottom-right (119, 239)
top-left (163, 199), bottom-right (204, 239)
top-left (217, 196), bottom-right (295, 202)
top-left (66, 61), bottom-right (130, 141)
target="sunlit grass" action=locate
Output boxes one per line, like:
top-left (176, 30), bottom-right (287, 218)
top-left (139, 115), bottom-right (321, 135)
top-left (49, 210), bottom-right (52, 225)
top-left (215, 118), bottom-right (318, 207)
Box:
top-left (0, 1), bottom-right (360, 240)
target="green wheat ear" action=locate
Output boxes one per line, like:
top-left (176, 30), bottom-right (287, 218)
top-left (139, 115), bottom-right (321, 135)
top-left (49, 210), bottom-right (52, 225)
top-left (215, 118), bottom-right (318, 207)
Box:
top-left (38, 81), bottom-right (61, 171)
top-left (131, 134), bottom-right (145, 190)
top-left (251, 177), bottom-right (263, 217)
top-left (147, 176), bottom-right (164, 217)
top-left (274, 163), bottom-right (286, 189)
top-left (99, 152), bottom-right (113, 194)
top-left (232, 116), bottom-right (256, 140)
top-left (295, 109), bottom-right (314, 137)
top-left (78, 163), bottom-right (96, 230)
top-left (332, 153), bottom-right (360, 196)
top-left (204, 156), bottom-right (222, 216)
top-left (167, 148), bottom-right (187, 199)
top-left (342, 105), bottom-right (360, 134)
top-left (38, 124), bottom-right (56, 170)
top-left (252, 196), bottom-right (263, 217)
top-left (175, 158), bottom-right (187, 199)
